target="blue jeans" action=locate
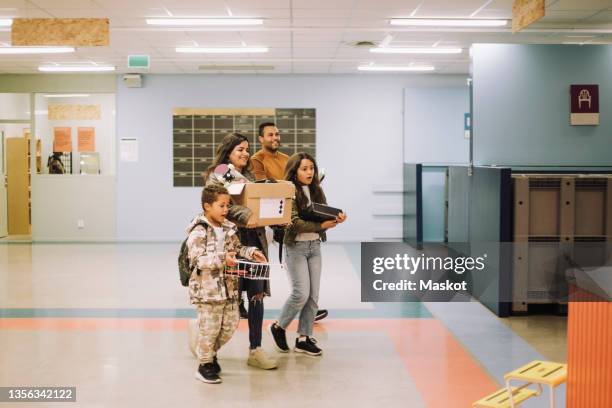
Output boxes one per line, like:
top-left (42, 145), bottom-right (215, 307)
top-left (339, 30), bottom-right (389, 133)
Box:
top-left (277, 240), bottom-right (322, 337)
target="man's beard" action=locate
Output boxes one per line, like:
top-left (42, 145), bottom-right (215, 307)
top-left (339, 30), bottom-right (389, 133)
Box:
top-left (266, 142), bottom-right (280, 152)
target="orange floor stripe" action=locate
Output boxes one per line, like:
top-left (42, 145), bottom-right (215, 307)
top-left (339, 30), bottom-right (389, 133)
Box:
top-left (388, 319), bottom-right (499, 408)
top-left (1, 317), bottom-right (497, 407)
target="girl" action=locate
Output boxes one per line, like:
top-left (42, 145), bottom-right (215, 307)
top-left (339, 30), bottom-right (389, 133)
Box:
top-left (204, 133), bottom-right (277, 370)
top-left (270, 153), bottom-right (346, 355)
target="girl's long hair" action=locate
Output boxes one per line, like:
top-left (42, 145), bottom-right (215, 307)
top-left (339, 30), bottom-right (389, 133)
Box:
top-left (204, 133), bottom-right (251, 179)
top-left (284, 152), bottom-right (325, 209)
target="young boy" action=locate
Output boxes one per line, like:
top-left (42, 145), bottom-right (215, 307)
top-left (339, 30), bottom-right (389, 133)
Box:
top-left (187, 183), bottom-right (266, 384)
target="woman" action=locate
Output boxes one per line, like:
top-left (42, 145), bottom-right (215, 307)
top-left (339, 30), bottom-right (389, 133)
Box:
top-left (269, 153), bottom-right (346, 356)
top-left (204, 133), bottom-right (277, 370)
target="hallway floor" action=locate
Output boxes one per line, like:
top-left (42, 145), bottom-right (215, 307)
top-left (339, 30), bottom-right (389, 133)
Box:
top-left (0, 243), bottom-right (566, 407)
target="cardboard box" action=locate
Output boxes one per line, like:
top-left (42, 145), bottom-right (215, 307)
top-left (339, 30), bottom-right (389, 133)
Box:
top-left (228, 181), bottom-right (295, 226)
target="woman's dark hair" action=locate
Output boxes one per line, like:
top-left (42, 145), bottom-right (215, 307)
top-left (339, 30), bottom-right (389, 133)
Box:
top-left (204, 133), bottom-right (251, 179)
top-left (284, 152), bottom-right (325, 209)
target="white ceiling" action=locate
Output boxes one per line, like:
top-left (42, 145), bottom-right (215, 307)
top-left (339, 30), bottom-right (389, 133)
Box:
top-left (0, 0), bottom-right (611, 74)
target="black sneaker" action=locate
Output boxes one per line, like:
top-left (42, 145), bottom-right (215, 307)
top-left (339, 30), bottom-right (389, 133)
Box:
top-left (212, 356), bottom-right (221, 374)
top-left (315, 309), bottom-right (328, 322)
top-left (239, 300), bottom-right (248, 319)
top-left (269, 322), bottom-right (289, 353)
top-left (195, 363), bottom-right (221, 384)
top-left (295, 337), bottom-right (322, 356)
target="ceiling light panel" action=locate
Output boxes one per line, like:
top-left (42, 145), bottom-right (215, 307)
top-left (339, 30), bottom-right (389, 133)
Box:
top-left (38, 65), bottom-right (116, 72)
top-left (0, 47), bottom-right (75, 54)
top-left (146, 18), bottom-right (263, 26)
top-left (358, 65), bottom-right (435, 72)
top-left (390, 18), bottom-right (508, 27)
top-left (370, 47), bottom-right (462, 54)
top-left (176, 47), bottom-right (268, 53)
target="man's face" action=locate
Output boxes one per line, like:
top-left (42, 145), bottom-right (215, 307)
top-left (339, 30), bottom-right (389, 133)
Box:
top-left (259, 126), bottom-right (280, 152)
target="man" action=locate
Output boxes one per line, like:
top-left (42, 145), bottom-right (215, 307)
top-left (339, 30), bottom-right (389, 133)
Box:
top-left (251, 122), bottom-right (288, 182)
top-left (252, 122), bottom-right (328, 322)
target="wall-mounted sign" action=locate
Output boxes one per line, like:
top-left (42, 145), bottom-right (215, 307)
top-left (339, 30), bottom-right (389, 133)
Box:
top-left (128, 55), bottom-right (150, 69)
top-left (77, 127), bottom-right (95, 152)
top-left (53, 127), bottom-right (72, 152)
top-left (464, 113), bottom-right (471, 139)
top-left (120, 138), bottom-right (139, 162)
top-left (570, 84), bottom-right (599, 126)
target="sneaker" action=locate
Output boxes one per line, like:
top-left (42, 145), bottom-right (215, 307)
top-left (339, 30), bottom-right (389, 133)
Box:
top-left (195, 363), bottom-right (221, 384)
top-left (247, 347), bottom-right (278, 370)
top-left (295, 337), bottom-right (322, 356)
top-left (212, 356), bottom-right (221, 374)
top-left (315, 309), bottom-right (328, 322)
top-left (239, 300), bottom-right (248, 319)
top-left (269, 322), bottom-right (289, 353)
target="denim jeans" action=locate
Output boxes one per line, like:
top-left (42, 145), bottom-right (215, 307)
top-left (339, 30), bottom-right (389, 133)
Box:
top-left (241, 278), bottom-right (265, 349)
top-left (277, 240), bottom-right (322, 337)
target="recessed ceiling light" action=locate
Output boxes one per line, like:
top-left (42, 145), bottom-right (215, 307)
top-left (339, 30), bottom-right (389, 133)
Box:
top-left (370, 47), bottom-right (462, 54)
top-left (147, 18), bottom-right (263, 26)
top-left (390, 18), bottom-right (507, 27)
top-left (199, 65), bottom-right (275, 71)
top-left (0, 19), bottom-right (12, 27)
top-left (38, 65), bottom-right (115, 72)
top-left (0, 46), bottom-right (75, 54)
top-left (358, 65), bottom-right (435, 72)
top-left (44, 94), bottom-right (91, 98)
top-left (176, 47), bottom-right (268, 54)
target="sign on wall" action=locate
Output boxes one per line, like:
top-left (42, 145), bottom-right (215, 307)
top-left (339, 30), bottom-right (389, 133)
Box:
top-left (172, 108), bottom-right (316, 187)
top-left (53, 127), bottom-right (72, 152)
top-left (570, 84), bottom-right (599, 126)
top-left (77, 127), bottom-right (95, 152)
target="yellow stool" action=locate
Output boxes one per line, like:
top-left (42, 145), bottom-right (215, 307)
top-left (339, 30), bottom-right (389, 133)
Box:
top-left (473, 386), bottom-right (537, 408)
top-left (504, 360), bottom-right (567, 408)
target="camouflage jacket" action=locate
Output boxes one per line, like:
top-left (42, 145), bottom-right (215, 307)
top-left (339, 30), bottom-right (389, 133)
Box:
top-left (186, 214), bottom-right (258, 304)
top-left (206, 170), bottom-right (271, 296)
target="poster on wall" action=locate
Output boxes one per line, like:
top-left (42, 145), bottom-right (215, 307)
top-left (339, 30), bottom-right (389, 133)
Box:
top-left (120, 138), bottom-right (138, 162)
top-left (570, 84), bottom-right (599, 126)
top-left (77, 127), bottom-right (96, 152)
top-left (53, 127), bottom-right (72, 152)
top-left (171, 108), bottom-right (316, 187)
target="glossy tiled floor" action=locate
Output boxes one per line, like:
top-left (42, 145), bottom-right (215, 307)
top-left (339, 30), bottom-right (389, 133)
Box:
top-left (0, 243), bottom-right (567, 407)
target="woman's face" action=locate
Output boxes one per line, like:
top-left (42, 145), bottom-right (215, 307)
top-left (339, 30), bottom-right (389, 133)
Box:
top-left (296, 158), bottom-right (315, 185)
top-left (228, 140), bottom-right (249, 170)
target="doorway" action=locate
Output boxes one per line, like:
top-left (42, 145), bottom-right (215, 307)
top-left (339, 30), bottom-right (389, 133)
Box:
top-left (0, 93), bottom-right (34, 240)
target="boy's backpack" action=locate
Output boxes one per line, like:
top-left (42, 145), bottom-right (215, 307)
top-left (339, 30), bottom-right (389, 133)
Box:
top-left (178, 222), bottom-right (209, 286)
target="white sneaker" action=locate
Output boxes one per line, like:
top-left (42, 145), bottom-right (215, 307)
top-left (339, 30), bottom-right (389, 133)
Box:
top-left (247, 347), bottom-right (277, 370)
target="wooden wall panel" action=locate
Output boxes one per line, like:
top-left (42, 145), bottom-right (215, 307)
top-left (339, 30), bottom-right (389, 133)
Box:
top-left (11, 18), bottom-right (109, 46)
top-left (512, 0), bottom-right (545, 33)
top-left (567, 299), bottom-right (612, 407)
top-left (48, 105), bottom-right (101, 120)
top-left (6, 138), bottom-right (30, 235)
